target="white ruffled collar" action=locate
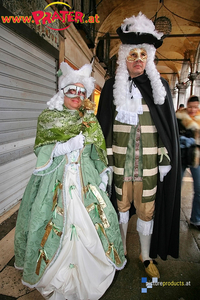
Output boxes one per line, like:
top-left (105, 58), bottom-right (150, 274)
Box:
top-left (115, 84), bottom-right (143, 125)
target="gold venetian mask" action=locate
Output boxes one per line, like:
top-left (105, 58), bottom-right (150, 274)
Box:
top-left (126, 48), bottom-right (147, 62)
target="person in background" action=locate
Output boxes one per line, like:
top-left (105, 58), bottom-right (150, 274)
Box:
top-left (176, 95), bottom-right (200, 230)
top-left (176, 103), bottom-right (185, 112)
top-left (97, 12), bottom-right (181, 278)
top-left (14, 62), bottom-right (126, 300)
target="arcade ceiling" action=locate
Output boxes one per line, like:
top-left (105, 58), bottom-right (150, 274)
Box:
top-left (93, 0), bottom-right (200, 84)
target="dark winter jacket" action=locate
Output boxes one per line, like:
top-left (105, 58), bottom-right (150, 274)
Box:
top-left (176, 108), bottom-right (200, 167)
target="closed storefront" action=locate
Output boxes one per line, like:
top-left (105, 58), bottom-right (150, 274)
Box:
top-left (0, 24), bottom-right (57, 214)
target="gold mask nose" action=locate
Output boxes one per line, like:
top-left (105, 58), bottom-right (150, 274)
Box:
top-left (126, 48), bottom-right (147, 62)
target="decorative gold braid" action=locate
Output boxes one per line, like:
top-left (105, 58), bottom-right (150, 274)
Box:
top-left (52, 227), bottom-right (62, 237)
top-left (89, 184), bottom-right (106, 208)
top-left (95, 223), bottom-right (122, 266)
top-left (86, 203), bottom-right (95, 213)
top-left (52, 182), bottom-right (62, 211)
top-left (82, 185), bottom-right (89, 194)
top-left (40, 220), bottom-right (53, 248)
top-left (87, 184), bottom-right (110, 228)
top-left (96, 204), bottom-right (110, 228)
top-left (106, 244), bottom-right (122, 266)
top-left (56, 206), bottom-right (64, 216)
top-left (35, 252), bottom-right (42, 275)
top-left (82, 121), bottom-right (96, 128)
top-left (36, 219), bottom-right (62, 275)
top-left (35, 249), bottom-right (50, 275)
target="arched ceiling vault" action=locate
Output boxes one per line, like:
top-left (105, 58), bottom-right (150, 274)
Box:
top-left (94, 0), bottom-right (200, 83)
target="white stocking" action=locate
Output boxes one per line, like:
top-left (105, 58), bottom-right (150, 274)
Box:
top-left (137, 218), bottom-right (154, 261)
top-left (119, 211), bottom-right (129, 255)
top-left (138, 232), bottom-right (151, 261)
top-left (119, 223), bottom-right (128, 255)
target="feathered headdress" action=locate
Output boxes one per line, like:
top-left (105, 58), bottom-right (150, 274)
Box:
top-left (47, 62), bottom-right (95, 111)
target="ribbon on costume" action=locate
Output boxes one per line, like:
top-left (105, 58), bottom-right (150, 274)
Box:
top-left (36, 249), bottom-right (50, 275)
top-left (70, 224), bottom-right (78, 241)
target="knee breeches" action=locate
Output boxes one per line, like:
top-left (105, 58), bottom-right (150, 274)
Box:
top-left (117, 181), bottom-right (155, 222)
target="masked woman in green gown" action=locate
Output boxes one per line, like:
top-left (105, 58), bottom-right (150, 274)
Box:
top-left (14, 62), bottom-right (126, 300)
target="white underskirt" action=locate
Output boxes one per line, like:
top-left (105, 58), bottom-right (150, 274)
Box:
top-left (36, 161), bottom-right (115, 300)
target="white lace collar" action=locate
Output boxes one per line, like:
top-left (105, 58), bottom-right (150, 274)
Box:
top-left (115, 84), bottom-right (143, 125)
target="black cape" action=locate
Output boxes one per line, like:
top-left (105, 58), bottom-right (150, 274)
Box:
top-left (97, 73), bottom-right (181, 260)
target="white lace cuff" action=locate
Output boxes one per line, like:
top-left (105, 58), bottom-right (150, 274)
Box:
top-left (119, 211), bottom-right (129, 224)
top-left (137, 218), bottom-right (154, 235)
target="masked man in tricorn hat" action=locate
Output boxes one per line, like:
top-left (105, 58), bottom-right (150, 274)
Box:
top-left (97, 12), bottom-right (181, 278)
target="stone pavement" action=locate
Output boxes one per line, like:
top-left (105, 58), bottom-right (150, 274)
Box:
top-left (0, 170), bottom-right (200, 300)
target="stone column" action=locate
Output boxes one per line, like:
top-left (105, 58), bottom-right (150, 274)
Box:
top-left (176, 82), bottom-right (190, 109)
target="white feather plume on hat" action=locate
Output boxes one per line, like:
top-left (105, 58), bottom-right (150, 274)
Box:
top-left (47, 62), bottom-right (95, 111)
top-left (121, 12), bottom-right (163, 40)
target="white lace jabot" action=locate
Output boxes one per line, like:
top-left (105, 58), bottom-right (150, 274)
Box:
top-left (115, 84), bottom-right (143, 125)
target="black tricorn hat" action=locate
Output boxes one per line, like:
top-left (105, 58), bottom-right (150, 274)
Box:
top-left (116, 26), bottom-right (163, 49)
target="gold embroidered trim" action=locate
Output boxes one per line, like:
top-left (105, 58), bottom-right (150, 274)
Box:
top-left (97, 204), bottom-right (110, 228)
top-left (40, 220), bottom-right (53, 248)
top-left (35, 249), bottom-right (49, 275)
top-left (56, 206), bottom-right (64, 216)
top-left (106, 243), bottom-right (122, 265)
top-left (95, 223), bottom-right (122, 265)
top-left (52, 181), bottom-right (63, 211)
top-left (86, 203), bottom-right (110, 228)
top-left (83, 185), bottom-right (89, 194)
top-left (95, 223), bottom-right (106, 235)
top-left (52, 226), bottom-right (62, 237)
top-left (36, 220), bottom-right (62, 275)
top-left (86, 184), bottom-right (110, 228)
top-left (86, 203), bottom-right (95, 213)
top-left (40, 221), bottom-right (62, 248)
top-left (82, 120), bottom-right (96, 128)
top-left (89, 184), bottom-right (106, 208)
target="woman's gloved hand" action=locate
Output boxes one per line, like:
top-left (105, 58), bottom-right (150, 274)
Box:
top-left (54, 133), bottom-right (85, 157)
top-left (99, 171), bottom-right (108, 192)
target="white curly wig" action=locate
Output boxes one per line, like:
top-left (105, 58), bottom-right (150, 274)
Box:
top-left (114, 12), bottom-right (166, 107)
top-left (47, 62), bottom-right (95, 111)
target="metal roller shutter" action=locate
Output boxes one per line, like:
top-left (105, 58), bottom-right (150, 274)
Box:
top-left (0, 24), bottom-right (57, 215)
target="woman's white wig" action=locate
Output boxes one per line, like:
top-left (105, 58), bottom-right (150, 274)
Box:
top-left (47, 62), bottom-right (95, 111)
top-left (114, 12), bottom-right (166, 106)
